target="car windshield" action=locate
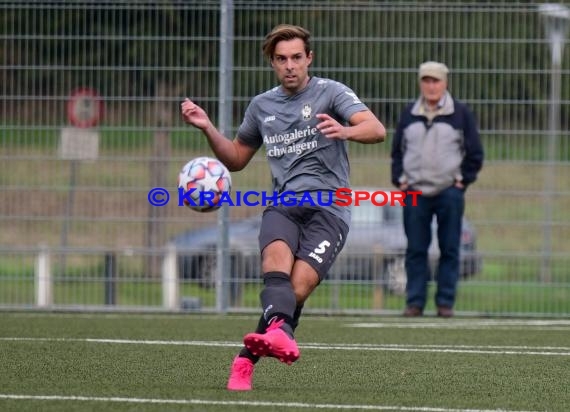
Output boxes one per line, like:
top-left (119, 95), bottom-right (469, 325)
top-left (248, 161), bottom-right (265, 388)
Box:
top-left (351, 202), bottom-right (403, 224)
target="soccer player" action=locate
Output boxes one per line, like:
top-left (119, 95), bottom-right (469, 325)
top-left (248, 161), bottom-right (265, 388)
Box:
top-left (181, 24), bottom-right (386, 391)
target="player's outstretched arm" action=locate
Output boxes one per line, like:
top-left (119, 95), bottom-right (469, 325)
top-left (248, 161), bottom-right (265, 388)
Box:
top-left (316, 111), bottom-right (385, 144)
top-left (181, 98), bottom-right (256, 171)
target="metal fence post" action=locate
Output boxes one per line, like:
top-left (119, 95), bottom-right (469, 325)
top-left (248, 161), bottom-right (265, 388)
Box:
top-left (104, 252), bottom-right (116, 305)
top-left (216, 0), bottom-right (234, 313)
top-left (162, 244), bottom-right (179, 310)
top-left (35, 246), bottom-right (52, 307)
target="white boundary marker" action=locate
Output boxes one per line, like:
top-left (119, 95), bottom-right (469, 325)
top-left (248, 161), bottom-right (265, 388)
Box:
top-left (347, 319), bottom-right (570, 330)
top-left (0, 394), bottom-right (543, 412)
top-left (1, 337), bottom-right (568, 356)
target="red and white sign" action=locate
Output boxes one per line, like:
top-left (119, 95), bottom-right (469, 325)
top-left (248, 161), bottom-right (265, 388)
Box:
top-left (67, 88), bottom-right (103, 128)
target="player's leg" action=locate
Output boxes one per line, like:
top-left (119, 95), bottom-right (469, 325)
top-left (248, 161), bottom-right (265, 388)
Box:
top-left (228, 208), bottom-right (300, 390)
top-left (250, 207), bottom-right (300, 337)
top-left (236, 297), bottom-right (303, 359)
top-left (259, 240), bottom-right (297, 337)
top-left (255, 207), bottom-right (300, 335)
top-left (236, 225), bottom-right (297, 362)
top-left (229, 207), bottom-right (348, 389)
top-left (289, 260), bottom-right (319, 306)
top-left (243, 207), bottom-right (302, 363)
top-left (292, 303), bottom-right (304, 331)
top-left (227, 313), bottom-right (270, 391)
top-left (290, 207), bottom-right (349, 330)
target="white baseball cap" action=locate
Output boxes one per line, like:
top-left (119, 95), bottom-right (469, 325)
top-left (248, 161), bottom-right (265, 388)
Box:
top-left (418, 61), bottom-right (449, 81)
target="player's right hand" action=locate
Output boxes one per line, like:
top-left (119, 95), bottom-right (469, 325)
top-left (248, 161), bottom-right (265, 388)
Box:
top-left (181, 98), bottom-right (210, 131)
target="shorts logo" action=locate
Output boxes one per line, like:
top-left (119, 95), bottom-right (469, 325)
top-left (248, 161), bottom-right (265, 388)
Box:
top-left (263, 304), bottom-right (274, 320)
top-left (309, 240), bottom-right (330, 263)
top-left (333, 233), bottom-right (343, 255)
top-left (302, 104), bottom-right (312, 121)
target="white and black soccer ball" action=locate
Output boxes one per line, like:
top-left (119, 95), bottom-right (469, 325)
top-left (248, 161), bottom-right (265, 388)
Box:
top-left (177, 156), bottom-right (232, 212)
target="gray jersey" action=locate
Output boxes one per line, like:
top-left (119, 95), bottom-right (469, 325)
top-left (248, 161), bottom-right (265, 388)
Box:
top-left (237, 76), bottom-right (369, 225)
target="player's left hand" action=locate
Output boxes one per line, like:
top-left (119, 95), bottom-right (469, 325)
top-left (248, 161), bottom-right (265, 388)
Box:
top-left (316, 113), bottom-right (347, 140)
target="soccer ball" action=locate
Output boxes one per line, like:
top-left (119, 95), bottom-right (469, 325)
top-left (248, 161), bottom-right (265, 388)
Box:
top-left (177, 156), bottom-right (232, 212)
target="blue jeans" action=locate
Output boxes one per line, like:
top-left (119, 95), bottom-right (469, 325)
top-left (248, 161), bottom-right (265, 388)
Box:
top-left (403, 186), bottom-right (465, 309)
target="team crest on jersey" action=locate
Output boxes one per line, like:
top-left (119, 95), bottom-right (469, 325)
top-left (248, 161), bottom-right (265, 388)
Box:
top-left (301, 104), bottom-right (312, 120)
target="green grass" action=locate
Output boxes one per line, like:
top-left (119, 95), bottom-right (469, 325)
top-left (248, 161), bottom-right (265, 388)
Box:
top-left (0, 312), bottom-right (569, 412)
top-left (1, 276), bottom-right (569, 316)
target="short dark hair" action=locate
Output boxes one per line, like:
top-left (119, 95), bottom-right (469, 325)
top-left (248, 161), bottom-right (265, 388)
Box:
top-left (262, 24), bottom-right (311, 60)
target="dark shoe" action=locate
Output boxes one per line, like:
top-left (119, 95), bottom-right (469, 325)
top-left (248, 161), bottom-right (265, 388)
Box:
top-left (403, 306), bottom-right (423, 317)
top-left (437, 306), bottom-right (454, 318)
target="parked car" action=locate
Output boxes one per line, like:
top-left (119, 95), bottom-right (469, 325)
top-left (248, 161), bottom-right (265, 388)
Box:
top-left (170, 188), bottom-right (482, 294)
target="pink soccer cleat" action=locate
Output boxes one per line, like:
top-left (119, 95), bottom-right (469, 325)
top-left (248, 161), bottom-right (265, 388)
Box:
top-left (243, 319), bottom-right (300, 365)
top-left (226, 356), bottom-right (254, 391)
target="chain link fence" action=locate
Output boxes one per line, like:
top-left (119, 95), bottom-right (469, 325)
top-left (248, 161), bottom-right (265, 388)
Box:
top-left (1, 1), bottom-right (569, 316)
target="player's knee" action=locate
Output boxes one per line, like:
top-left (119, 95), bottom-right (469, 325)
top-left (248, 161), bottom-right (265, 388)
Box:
top-left (261, 241), bottom-right (294, 273)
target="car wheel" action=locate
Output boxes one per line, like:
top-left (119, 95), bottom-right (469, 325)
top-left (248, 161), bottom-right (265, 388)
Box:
top-left (197, 252), bottom-right (244, 291)
top-left (197, 253), bottom-right (217, 288)
top-left (386, 256), bottom-right (406, 296)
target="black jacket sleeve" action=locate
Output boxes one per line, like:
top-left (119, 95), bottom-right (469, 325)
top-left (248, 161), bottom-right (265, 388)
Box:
top-left (459, 105), bottom-right (484, 185)
top-left (390, 108), bottom-right (409, 188)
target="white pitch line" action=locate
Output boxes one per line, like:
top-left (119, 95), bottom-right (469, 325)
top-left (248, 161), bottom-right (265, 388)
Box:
top-left (3, 312), bottom-right (570, 328)
top-left (3, 313), bottom-right (570, 332)
top-left (1, 337), bottom-right (568, 356)
top-left (347, 320), bottom-right (570, 330)
top-left (0, 394), bottom-right (543, 412)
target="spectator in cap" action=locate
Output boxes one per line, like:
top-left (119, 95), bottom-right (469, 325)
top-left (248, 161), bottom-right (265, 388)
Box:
top-left (391, 61), bottom-right (484, 317)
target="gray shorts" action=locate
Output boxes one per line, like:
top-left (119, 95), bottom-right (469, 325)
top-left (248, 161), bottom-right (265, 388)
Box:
top-left (258, 205), bottom-right (349, 280)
